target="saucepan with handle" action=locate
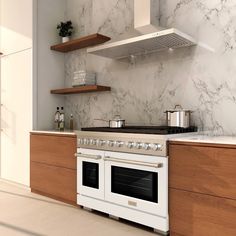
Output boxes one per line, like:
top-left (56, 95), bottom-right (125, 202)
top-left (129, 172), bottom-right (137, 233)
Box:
top-left (94, 115), bottom-right (125, 128)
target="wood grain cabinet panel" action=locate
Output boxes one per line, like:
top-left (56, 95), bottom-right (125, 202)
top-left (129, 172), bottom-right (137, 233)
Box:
top-left (30, 133), bottom-right (77, 204)
top-left (169, 144), bottom-right (236, 200)
top-left (30, 134), bottom-right (76, 169)
top-left (31, 162), bottom-right (76, 203)
top-left (169, 188), bottom-right (236, 236)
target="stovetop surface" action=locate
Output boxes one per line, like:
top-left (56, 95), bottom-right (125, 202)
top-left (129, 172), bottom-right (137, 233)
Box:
top-left (81, 126), bottom-right (198, 135)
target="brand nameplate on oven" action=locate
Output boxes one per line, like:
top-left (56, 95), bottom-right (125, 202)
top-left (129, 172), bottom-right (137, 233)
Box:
top-left (128, 200), bottom-right (137, 207)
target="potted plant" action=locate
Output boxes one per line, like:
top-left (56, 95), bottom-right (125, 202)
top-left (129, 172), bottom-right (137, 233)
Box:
top-left (57, 21), bottom-right (74, 43)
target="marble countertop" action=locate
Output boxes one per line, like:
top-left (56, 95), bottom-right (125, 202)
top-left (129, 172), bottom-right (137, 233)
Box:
top-left (31, 130), bottom-right (77, 136)
top-left (170, 134), bottom-right (236, 146)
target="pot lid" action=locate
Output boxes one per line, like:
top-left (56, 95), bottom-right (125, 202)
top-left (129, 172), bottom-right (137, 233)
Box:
top-left (166, 105), bottom-right (191, 112)
top-left (111, 115), bottom-right (125, 121)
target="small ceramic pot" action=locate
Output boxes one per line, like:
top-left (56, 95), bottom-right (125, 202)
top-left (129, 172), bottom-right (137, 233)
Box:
top-left (62, 36), bottom-right (70, 43)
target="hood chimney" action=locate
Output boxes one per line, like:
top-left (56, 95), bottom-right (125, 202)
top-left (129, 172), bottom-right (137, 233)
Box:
top-left (134, 0), bottom-right (163, 34)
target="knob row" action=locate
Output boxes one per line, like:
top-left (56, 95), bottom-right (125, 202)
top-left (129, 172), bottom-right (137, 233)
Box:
top-left (126, 142), bottom-right (162, 151)
top-left (78, 138), bottom-right (162, 151)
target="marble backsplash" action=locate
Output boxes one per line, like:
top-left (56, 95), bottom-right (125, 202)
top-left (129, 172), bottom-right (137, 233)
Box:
top-left (64, 0), bottom-right (236, 135)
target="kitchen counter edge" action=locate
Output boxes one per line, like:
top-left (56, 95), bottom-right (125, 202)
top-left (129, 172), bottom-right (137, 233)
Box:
top-left (169, 135), bottom-right (236, 148)
top-left (30, 130), bottom-right (77, 137)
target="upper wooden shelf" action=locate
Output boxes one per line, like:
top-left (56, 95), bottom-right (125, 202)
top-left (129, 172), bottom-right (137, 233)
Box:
top-left (50, 85), bottom-right (111, 95)
top-left (50, 33), bottom-right (111, 53)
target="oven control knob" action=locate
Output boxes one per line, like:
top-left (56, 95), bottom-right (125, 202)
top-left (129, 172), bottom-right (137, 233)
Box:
top-left (78, 138), bottom-right (82, 145)
top-left (83, 138), bottom-right (89, 145)
top-left (115, 141), bottom-right (124, 147)
top-left (142, 143), bottom-right (151, 150)
top-left (152, 143), bottom-right (162, 151)
top-left (81, 138), bottom-right (85, 145)
top-left (86, 139), bottom-right (91, 145)
top-left (107, 140), bottom-right (115, 147)
top-left (127, 142), bottom-right (134, 149)
top-left (98, 140), bottom-right (106, 146)
top-left (135, 142), bottom-right (142, 149)
top-left (89, 139), bottom-right (96, 145)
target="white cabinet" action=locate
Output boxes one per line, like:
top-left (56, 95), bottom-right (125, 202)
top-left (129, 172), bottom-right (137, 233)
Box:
top-left (0, 0), bottom-right (33, 186)
top-left (0, 0), bottom-right (32, 55)
top-left (1, 49), bottom-right (32, 185)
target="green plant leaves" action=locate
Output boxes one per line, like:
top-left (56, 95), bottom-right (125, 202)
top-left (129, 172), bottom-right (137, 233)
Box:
top-left (57, 21), bottom-right (74, 37)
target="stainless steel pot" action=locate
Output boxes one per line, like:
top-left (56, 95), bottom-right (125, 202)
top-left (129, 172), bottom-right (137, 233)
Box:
top-left (109, 116), bottom-right (125, 128)
top-left (94, 115), bottom-right (125, 128)
top-left (165, 105), bottom-right (192, 128)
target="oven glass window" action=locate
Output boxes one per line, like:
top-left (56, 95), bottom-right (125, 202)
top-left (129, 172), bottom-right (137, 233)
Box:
top-left (82, 161), bottom-right (99, 189)
top-left (111, 166), bottom-right (158, 203)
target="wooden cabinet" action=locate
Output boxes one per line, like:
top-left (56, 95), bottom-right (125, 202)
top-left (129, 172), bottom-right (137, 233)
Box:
top-left (169, 142), bottom-right (236, 236)
top-left (30, 134), bottom-right (76, 169)
top-left (169, 188), bottom-right (236, 236)
top-left (169, 144), bottom-right (236, 200)
top-left (31, 162), bottom-right (76, 203)
top-left (30, 132), bottom-right (77, 205)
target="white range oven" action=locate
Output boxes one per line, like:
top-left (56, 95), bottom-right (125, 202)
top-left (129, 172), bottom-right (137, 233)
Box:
top-left (76, 126), bottom-right (197, 235)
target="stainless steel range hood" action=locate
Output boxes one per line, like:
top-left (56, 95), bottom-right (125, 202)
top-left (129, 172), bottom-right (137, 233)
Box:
top-left (87, 0), bottom-right (197, 59)
top-left (87, 28), bottom-right (196, 59)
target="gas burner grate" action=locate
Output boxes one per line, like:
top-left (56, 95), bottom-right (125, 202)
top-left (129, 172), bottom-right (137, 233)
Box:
top-left (81, 126), bottom-right (198, 135)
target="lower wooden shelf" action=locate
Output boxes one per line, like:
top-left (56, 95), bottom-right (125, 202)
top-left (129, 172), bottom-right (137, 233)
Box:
top-left (50, 85), bottom-right (111, 95)
top-left (169, 188), bottom-right (236, 236)
top-left (31, 161), bottom-right (76, 204)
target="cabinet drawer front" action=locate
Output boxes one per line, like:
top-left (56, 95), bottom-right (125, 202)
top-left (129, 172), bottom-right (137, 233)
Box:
top-left (30, 134), bottom-right (76, 169)
top-left (169, 188), bottom-right (236, 236)
top-left (30, 162), bottom-right (76, 203)
top-left (169, 144), bottom-right (236, 200)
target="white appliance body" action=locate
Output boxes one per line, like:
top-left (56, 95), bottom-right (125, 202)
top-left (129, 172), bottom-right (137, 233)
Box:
top-left (77, 147), bottom-right (169, 234)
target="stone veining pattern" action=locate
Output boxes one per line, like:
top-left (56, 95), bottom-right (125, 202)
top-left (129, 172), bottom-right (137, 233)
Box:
top-left (64, 0), bottom-right (236, 135)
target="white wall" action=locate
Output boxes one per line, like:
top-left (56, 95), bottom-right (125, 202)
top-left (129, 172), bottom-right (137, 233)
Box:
top-left (36, 0), bottom-right (66, 130)
top-left (0, 0), bottom-right (32, 55)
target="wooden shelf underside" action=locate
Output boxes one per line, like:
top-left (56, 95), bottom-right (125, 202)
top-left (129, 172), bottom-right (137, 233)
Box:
top-left (50, 33), bottom-right (111, 53)
top-left (50, 85), bottom-right (111, 95)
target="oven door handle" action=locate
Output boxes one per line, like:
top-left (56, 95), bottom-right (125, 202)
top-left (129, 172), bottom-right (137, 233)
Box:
top-left (104, 156), bottom-right (163, 168)
top-left (74, 153), bottom-right (102, 160)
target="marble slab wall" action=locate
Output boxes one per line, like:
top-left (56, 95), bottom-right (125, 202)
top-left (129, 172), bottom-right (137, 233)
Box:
top-left (64, 0), bottom-right (236, 135)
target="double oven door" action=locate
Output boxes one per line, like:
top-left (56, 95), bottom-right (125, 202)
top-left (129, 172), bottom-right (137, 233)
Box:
top-left (77, 148), bottom-right (168, 217)
top-left (104, 151), bottom-right (168, 217)
top-left (77, 148), bottom-right (104, 200)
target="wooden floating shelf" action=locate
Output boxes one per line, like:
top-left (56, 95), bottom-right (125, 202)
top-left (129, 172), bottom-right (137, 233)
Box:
top-left (50, 33), bottom-right (111, 53)
top-left (50, 85), bottom-right (111, 95)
